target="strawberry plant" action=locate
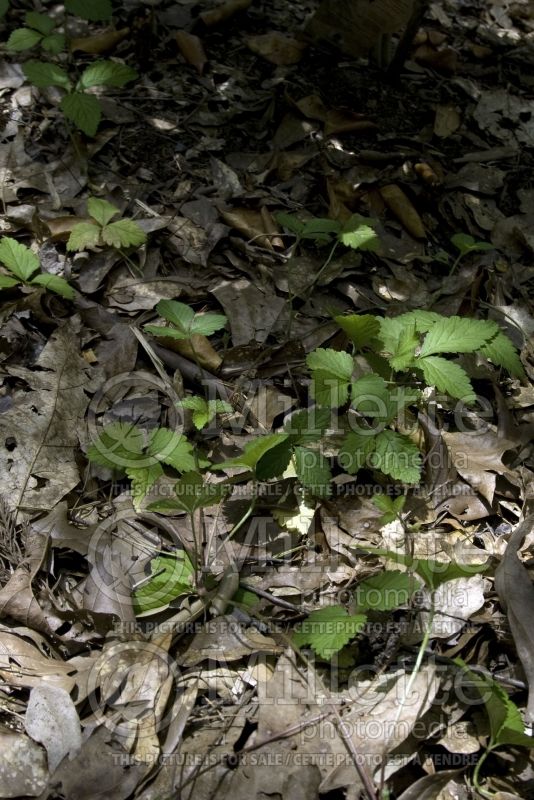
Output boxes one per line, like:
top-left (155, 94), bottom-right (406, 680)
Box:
top-left (144, 300), bottom-right (228, 342)
top-left (67, 197), bottom-right (147, 252)
top-left (0, 237), bottom-right (74, 298)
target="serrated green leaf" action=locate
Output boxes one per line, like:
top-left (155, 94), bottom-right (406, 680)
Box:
top-left (419, 316), bottom-right (498, 357)
top-left (127, 463), bottom-right (163, 511)
top-left (25, 11), bottom-right (55, 35)
top-left (87, 197), bottom-right (119, 226)
top-left (294, 446), bottom-right (332, 496)
top-left (480, 331), bottom-right (525, 380)
top-left (339, 216), bottom-right (380, 251)
top-left (371, 430), bottom-right (421, 483)
top-left (283, 407), bottom-right (332, 443)
top-left (65, 0), bottom-right (112, 21)
top-left (0, 274), bottom-right (20, 289)
top-left (41, 33), bottom-right (66, 53)
top-left (156, 299), bottom-right (195, 332)
top-left (388, 320), bottom-right (419, 371)
top-left (417, 355), bottom-right (475, 402)
top-left (351, 374), bottom-right (390, 417)
top-left (400, 310), bottom-right (443, 333)
top-left (337, 430), bottom-right (376, 475)
top-left (307, 349), bottom-right (354, 408)
top-left (79, 61), bottom-right (137, 89)
top-left (133, 551), bottom-right (195, 615)
top-left (87, 422), bottom-right (144, 471)
top-left (101, 218), bottom-right (147, 249)
top-left (0, 237), bottom-right (40, 280)
top-left (451, 232), bottom-right (493, 256)
top-left (190, 312), bottom-right (227, 337)
top-left (372, 493), bottom-right (406, 525)
top-left (23, 60), bottom-right (70, 88)
top-left (275, 212), bottom-right (306, 236)
top-left (66, 222), bottom-right (101, 251)
top-left (300, 217), bottom-right (340, 242)
top-left (354, 570), bottom-right (420, 611)
top-left (30, 274), bottom-right (74, 299)
top-left (178, 396), bottom-right (211, 429)
top-left (213, 433), bottom-right (289, 473)
top-left (7, 28), bottom-right (43, 51)
top-left (256, 439), bottom-right (293, 481)
top-left (293, 605), bottom-right (367, 659)
top-left (162, 471), bottom-right (229, 514)
top-left (334, 314), bottom-right (381, 350)
top-left (144, 325), bottom-right (189, 341)
top-left (147, 428), bottom-right (197, 472)
top-left (60, 92), bottom-right (101, 136)
top-left (306, 348), bottom-right (354, 379)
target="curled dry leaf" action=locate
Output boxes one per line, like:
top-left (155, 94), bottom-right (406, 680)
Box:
top-left (175, 31), bottom-right (207, 75)
top-left (70, 28), bottom-right (130, 54)
top-left (379, 183), bottom-right (426, 239)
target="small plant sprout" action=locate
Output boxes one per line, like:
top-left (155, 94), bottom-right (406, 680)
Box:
top-left (67, 198), bottom-right (147, 252)
top-left (177, 396), bottom-right (233, 430)
top-left (449, 232), bottom-right (494, 274)
top-left (144, 300), bottom-right (227, 342)
top-left (0, 237), bottom-right (73, 298)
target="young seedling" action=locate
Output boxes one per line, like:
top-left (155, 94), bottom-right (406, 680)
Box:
top-left (67, 197), bottom-right (147, 252)
top-left (177, 395), bottom-right (233, 430)
top-left (449, 232), bottom-right (494, 274)
top-left (144, 300), bottom-right (227, 342)
top-left (0, 236), bottom-right (73, 298)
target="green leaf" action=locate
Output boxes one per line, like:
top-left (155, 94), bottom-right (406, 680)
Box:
top-left (87, 422), bottom-right (144, 471)
top-left (133, 551), bottom-right (195, 615)
top-left (178, 396), bottom-right (211, 430)
top-left (65, 0), bottom-right (112, 21)
top-left (156, 299), bottom-right (195, 332)
top-left (283, 407), bottom-right (332, 444)
top-left (372, 493), bottom-right (406, 524)
top-left (334, 314), bottom-right (381, 351)
top-left (79, 61), bottom-right (138, 89)
top-left (419, 316), bottom-right (498, 357)
top-left (275, 212), bottom-right (306, 237)
top-left (67, 222), bottom-right (101, 251)
top-left (160, 471), bottom-right (229, 514)
top-left (213, 433), bottom-right (289, 473)
top-left (400, 310), bottom-right (443, 333)
top-left (190, 311), bottom-right (228, 337)
top-left (354, 570), bottom-right (420, 611)
top-left (338, 430), bottom-right (377, 475)
top-left (41, 33), bottom-right (66, 54)
top-left (7, 28), bottom-right (43, 51)
top-left (388, 320), bottom-right (419, 371)
top-left (371, 430), bottom-right (421, 483)
top-left (417, 356), bottom-right (475, 402)
top-left (351, 374), bottom-right (391, 417)
top-left (307, 348), bottom-right (354, 408)
top-left (339, 215), bottom-right (380, 251)
top-left (256, 439), bottom-right (293, 481)
top-left (144, 325), bottom-right (189, 341)
top-left (25, 11), bottom-right (55, 35)
top-left (451, 232), bottom-right (494, 256)
top-left (101, 219), bottom-right (147, 248)
top-left (60, 92), bottom-right (101, 136)
top-left (293, 605), bottom-right (367, 659)
top-left (127, 463), bottom-right (163, 511)
top-left (294, 446), bottom-right (332, 496)
top-left (480, 331), bottom-right (525, 380)
top-left (0, 237), bottom-right (40, 281)
top-left (0, 274), bottom-right (20, 289)
top-left (87, 197), bottom-right (119, 226)
top-left (147, 428), bottom-right (197, 472)
top-left (0, 0), bottom-right (9, 18)
top-left (23, 60), bottom-right (70, 88)
top-left (30, 274), bottom-right (75, 299)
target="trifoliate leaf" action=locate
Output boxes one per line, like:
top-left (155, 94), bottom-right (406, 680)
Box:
top-left (41, 33), bottom-right (66, 53)
top-left (7, 27), bottom-right (42, 50)
top-left (371, 430), bottom-right (421, 484)
top-left (156, 299), bottom-right (195, 332)
top-left (275, 212), bottom-right (306, 237)
top-left (87, 422), bottom-right (144, 471)
top-left (0, 274), bottom-right (20, 289)
top-left (30, 274), bottom-right (75, 299)
top-left (79, 61), bottom-right (137, 89)
top-left (65, 0), bottom-right (112, 21)
top-left (419, 316), bottom-right (498, 357)
top-left (0, 237), bottom-right (40, 280)
top-left (338, 430), bottom-right (376, 475)
top-left (212, 433), bottom-right (289, 473)
top-left (354, 570), bottom-right (420, 611)
top-left (127, 463), bottom-right (163, 511)
top-left (300, 217), bottom-right (341, 242)
top-left (133, 551), bottom-right (195, 615)
top-left (147, 428), bottom-right (196, 472)
top-left (351, 374), bottom-right (391, 417)
top-left (372, 493), bottom-right (406, 524)
top-left (480, 331), bottom-right (525, 380)
top-left (283, 407), bottom-right (332, 443)
top-left (60, 92), bottom-right (101, 136)
top-left (293, 446), bottom-right (332, 496)
top-left (190, 312), bottom-right (228, 337)
top-left (177, 396), bottom-right (232, 430)
top-left (293, 605), bottom-right (367, 659)
top-left (101, 219), bottom-right (147, 249)
top-left (334, 314), bottom-right (381, 350)
top-left (150, 471), bottom-right (228, 514)
top-left (23, 60), bottom-right (70, 88)
top-left (25, 11), bottom-right (55, 35)
top-left (417, 355), bottom-right (475, 402)
top-left (66, 222), bottom-right (101, 251)
top-left (339, 215), bottom-right (380, 251)
top-left (451, 233), bottom-right (493, 256)
top-left (256, 439), bottom-right (293, 481)
top-left (87, 197), bottom-right (119, 226)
